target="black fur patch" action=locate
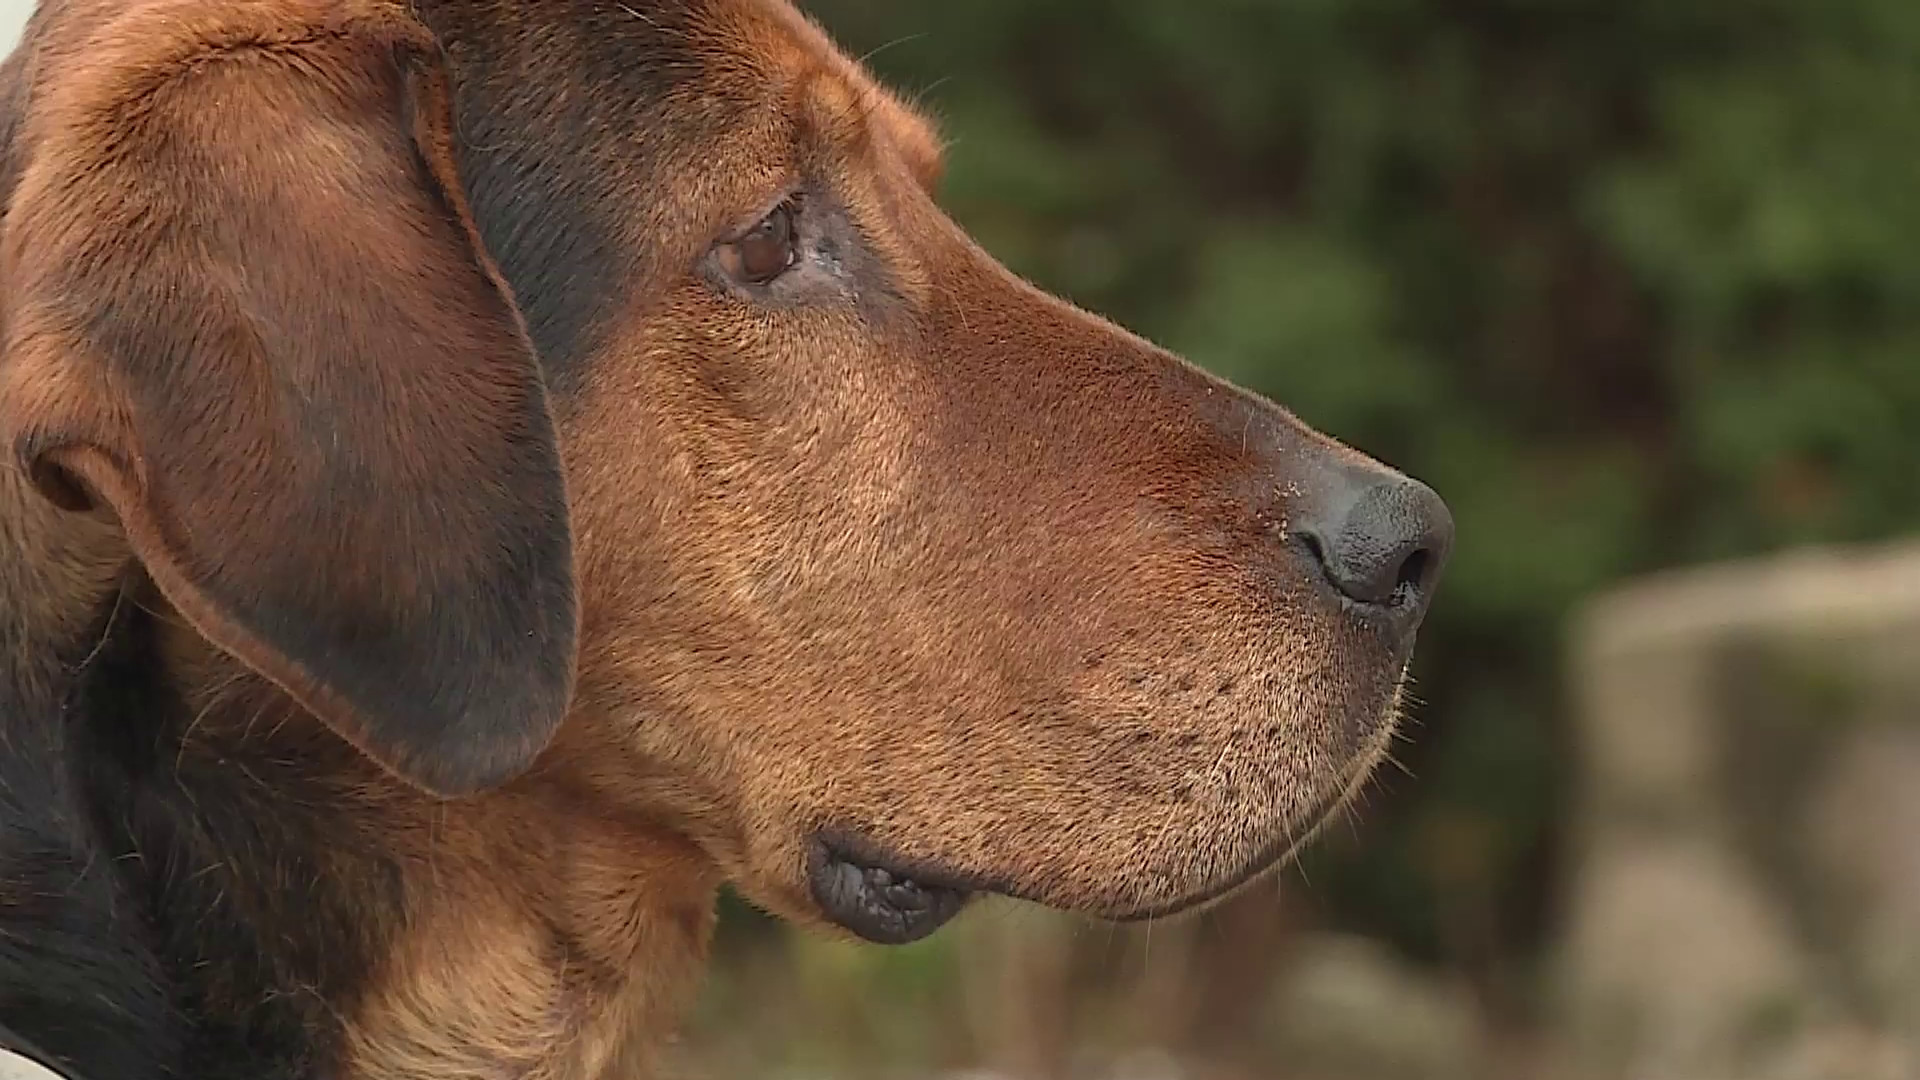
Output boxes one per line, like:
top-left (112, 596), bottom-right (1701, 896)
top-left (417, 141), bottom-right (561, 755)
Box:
top-left (74, 582), bottom-right (405, 1079)
top-left (0, 580), bottom-right (406, 1080)
top-left (0, 585), bottom-right (178, 1080)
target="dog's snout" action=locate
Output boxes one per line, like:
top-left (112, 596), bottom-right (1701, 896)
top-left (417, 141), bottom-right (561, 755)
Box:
top-left (1292, 472), bottom-right (1453, 618)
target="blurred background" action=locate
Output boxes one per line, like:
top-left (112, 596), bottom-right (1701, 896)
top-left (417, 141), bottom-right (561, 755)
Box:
top-left (5, 1), bottom-right (1913, 1077)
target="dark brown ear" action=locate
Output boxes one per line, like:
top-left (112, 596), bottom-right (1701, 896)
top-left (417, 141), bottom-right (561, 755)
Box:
top-left (0, 2), bottom-right (577, 796)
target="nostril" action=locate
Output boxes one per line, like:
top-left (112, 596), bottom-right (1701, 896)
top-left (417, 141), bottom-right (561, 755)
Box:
top-left (1393, 546), bottom-right (1432, 601)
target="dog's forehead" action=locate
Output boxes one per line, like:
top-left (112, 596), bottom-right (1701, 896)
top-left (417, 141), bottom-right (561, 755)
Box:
top-left (657, 0), bottom-right (945, 184)
top-left (763, 1), bottom-right (942, 174)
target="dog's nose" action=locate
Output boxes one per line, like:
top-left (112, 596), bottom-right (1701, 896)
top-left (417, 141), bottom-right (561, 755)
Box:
top-left (1292, 471), bottom-right (1453, 620)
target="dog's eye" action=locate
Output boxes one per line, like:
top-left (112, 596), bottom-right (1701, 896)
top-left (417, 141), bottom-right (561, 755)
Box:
top-left (718, 199), bottom-right (799, 286)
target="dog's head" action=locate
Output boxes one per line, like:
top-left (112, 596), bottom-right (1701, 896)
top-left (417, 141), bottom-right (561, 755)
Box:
top-left (0, 0), bottom-right (1450, 944)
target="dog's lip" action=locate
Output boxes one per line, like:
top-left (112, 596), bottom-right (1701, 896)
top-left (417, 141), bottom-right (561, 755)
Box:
top-left (807, 831), bottom-right (985, 945)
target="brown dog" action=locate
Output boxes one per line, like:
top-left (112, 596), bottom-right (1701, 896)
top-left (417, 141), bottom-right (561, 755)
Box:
top-left (0, 0), bottom-right (1452, 1077)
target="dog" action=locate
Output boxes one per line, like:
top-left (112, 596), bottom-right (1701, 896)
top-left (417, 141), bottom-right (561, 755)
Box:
top-left (0, 0), bottom-right (1454, 1076)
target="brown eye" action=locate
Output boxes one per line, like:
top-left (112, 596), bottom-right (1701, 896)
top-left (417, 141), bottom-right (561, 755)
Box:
top-left (718, 199), bottom-right (798, 285)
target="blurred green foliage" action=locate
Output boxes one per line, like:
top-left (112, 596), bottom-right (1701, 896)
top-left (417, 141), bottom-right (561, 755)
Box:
top-left (791, 0), bottom-right (1920, 994)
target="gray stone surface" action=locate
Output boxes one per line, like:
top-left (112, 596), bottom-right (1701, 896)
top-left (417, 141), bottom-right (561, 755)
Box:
top-left (1561, 541), bottom-right (1920, 1080)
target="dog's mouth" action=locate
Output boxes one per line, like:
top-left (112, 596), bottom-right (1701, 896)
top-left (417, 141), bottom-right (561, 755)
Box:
top-left (806, 798), bottom-right (1342, 944)
top-left (806, 727), bottom-right (1390, 944)
top-left (807, 833), bottom-right (978, 945)
top-left (807, 818), bottom-right (1320, 945)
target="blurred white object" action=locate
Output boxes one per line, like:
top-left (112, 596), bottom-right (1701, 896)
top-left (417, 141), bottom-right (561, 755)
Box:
top-left (0, 0), bottom-right (27, 58)
top-left (0, 1047), bottom-right (65, 1080)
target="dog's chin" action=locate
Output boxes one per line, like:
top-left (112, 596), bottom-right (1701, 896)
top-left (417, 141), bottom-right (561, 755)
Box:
top-left (1110, 782), bottom-right (1361, 923)
top-left (1111, 724), bottom-right (1396, 923)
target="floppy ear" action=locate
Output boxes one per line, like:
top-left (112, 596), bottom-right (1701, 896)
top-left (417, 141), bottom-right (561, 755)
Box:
top-left (0, 3), bottom-right (577, 796)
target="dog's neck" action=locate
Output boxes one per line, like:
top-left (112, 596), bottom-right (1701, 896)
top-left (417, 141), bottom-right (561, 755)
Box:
top-left (0, 476), bottom-right (720, 1078)
top-left (90, 608), bottom-right (724, 1080)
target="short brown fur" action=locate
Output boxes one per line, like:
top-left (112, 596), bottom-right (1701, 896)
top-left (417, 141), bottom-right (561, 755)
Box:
top-left (0, 1), bottom-right (1450, 1077)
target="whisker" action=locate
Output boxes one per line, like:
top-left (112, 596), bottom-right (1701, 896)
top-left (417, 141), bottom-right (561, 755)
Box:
top-left (907, 75), bottom-right (954, 111)
top-left (858, 31), bottom-right (926, 67)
